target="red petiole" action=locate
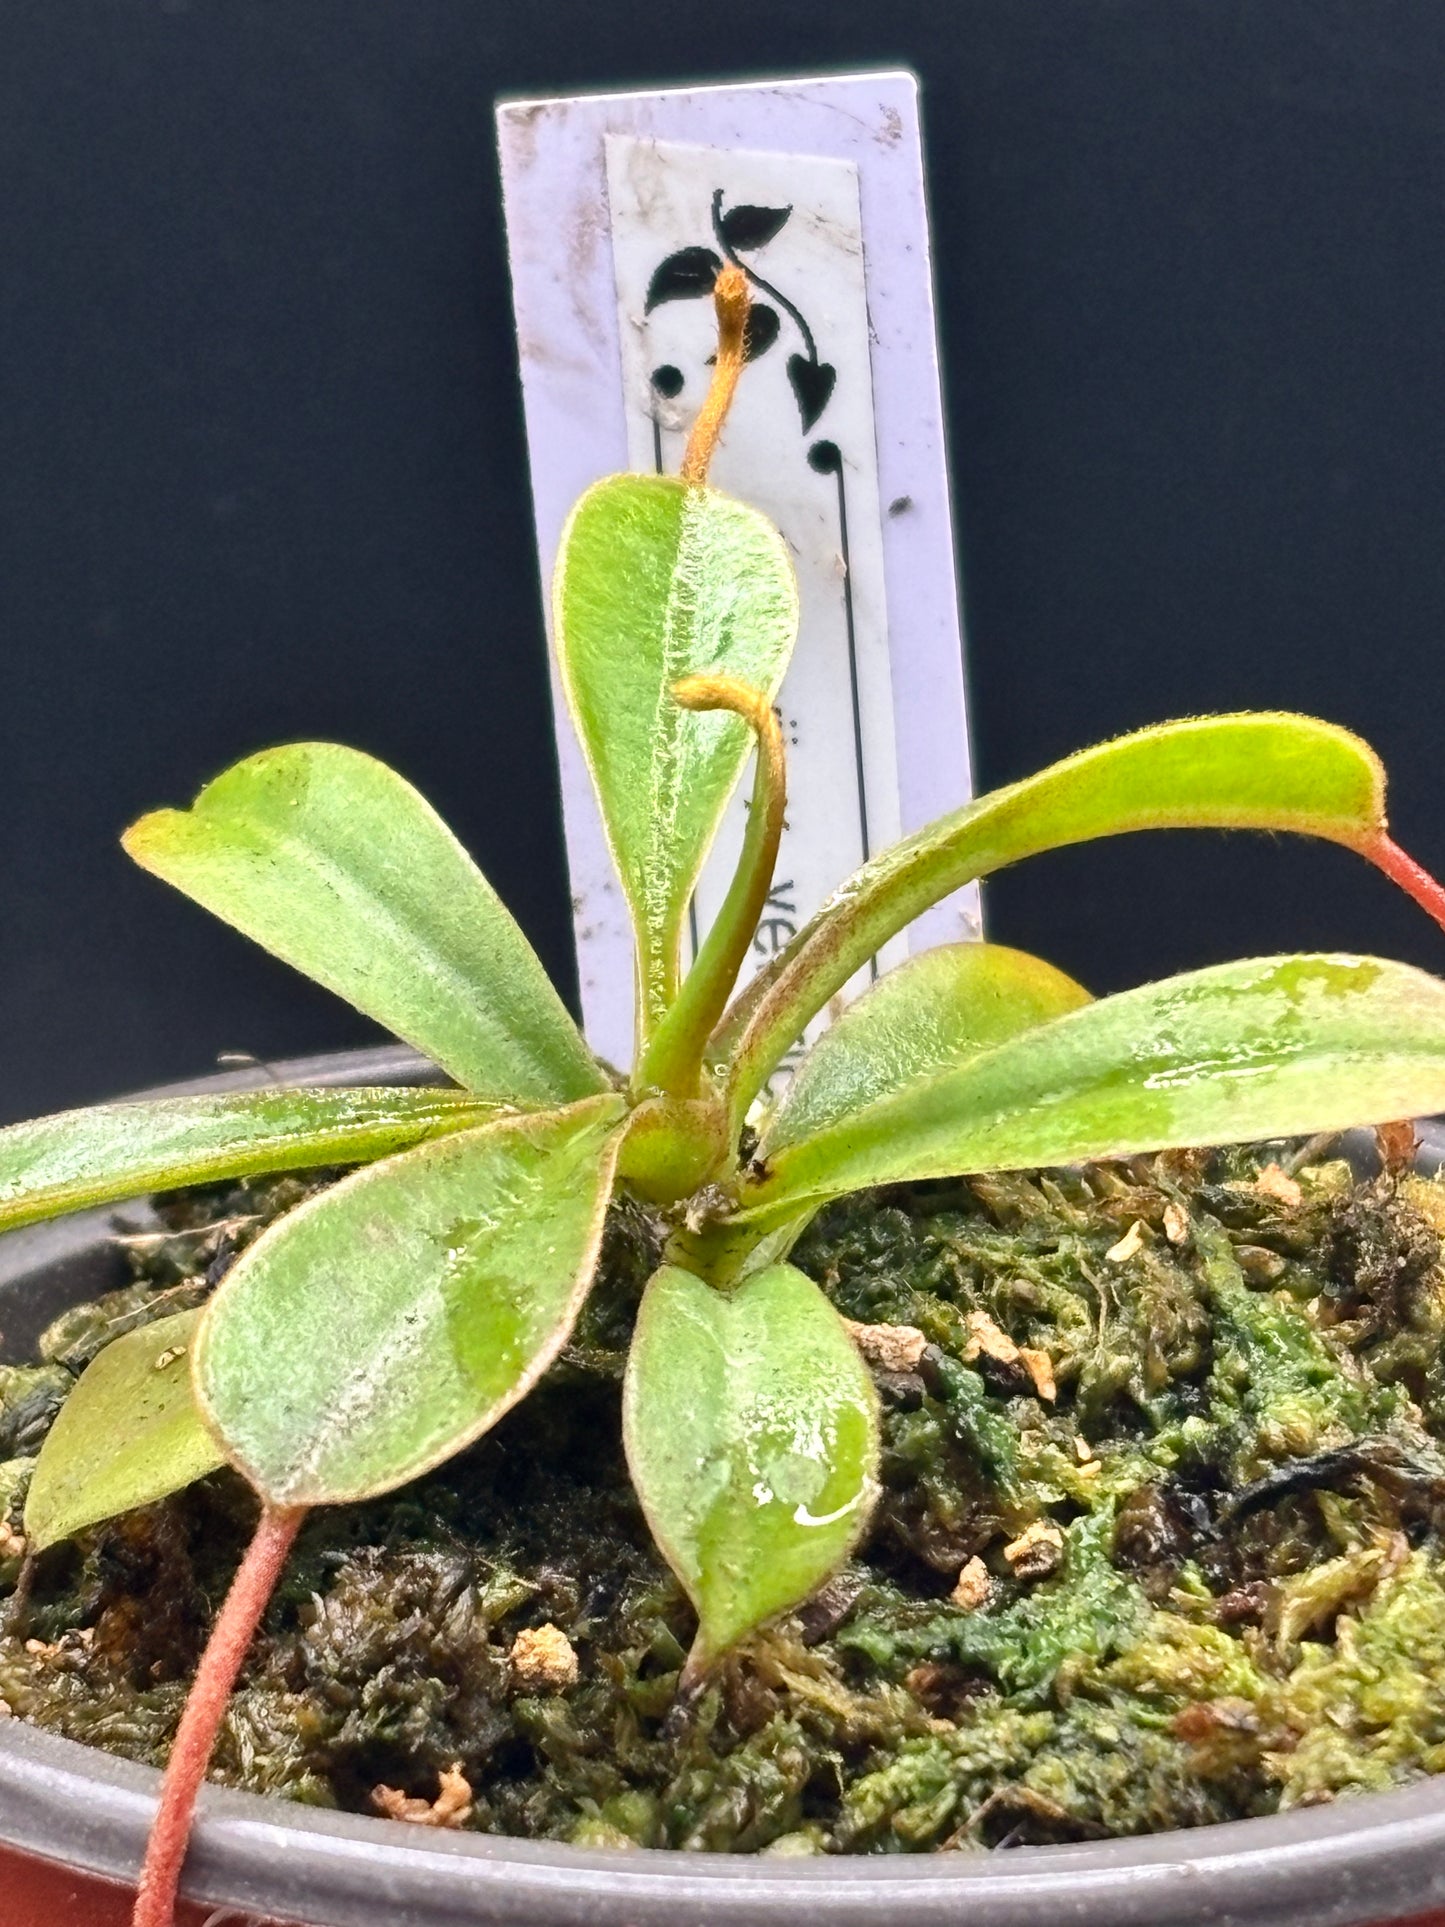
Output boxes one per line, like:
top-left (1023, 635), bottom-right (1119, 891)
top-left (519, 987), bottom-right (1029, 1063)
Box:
top-left (132, 1504), bottom-right (305, 1927)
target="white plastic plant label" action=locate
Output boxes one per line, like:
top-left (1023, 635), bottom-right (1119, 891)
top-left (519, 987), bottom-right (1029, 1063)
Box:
top-left (498, 73), bottom-right (977, 1077)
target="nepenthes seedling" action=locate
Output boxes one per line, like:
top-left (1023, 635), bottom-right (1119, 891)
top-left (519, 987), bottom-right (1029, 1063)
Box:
top-left (6, 267), bottom-right (1445, 1926)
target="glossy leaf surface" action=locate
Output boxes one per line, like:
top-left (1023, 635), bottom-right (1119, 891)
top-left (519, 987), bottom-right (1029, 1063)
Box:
top-left (25, 1311), bottom-right (225, 1551)
top-left (741, 954), bottom-right (1445, 1218)
top-left (718, 714), bottom-right (1387, 1120)
top-left (195, 1095), bottom-right (625, 1506)
top-left (125, 744), bottom-right (605, 1104)
top-left (764, 943), bottom-right (1091, 1156)
top-left (623, 1262), bottom-right (878, 1667)
top-left (554, 475), bottom-right (797, 1040)
top-left (0, 1086), bottom-right (494, 1236)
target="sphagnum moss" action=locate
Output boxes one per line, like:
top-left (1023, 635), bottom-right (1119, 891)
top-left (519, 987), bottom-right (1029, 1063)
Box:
top-left (6, 1137), bottom-right (1445, 1851)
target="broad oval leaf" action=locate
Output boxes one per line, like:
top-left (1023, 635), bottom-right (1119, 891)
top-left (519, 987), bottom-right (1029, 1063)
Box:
top-left (124, 744), bottom-right (606, 1105)
top-left (194, 1095), bottom-right (626, 1506)
top-left (763, 942), bottom-right (1090, 1156)
top-left (25, 1311), bottom-right (225, 1551)
top-left (554, 475), bottom-right (798, 1041)
top-left (623, 1262), bottom-right (878, 1670)
top-left (718, 714), bottom-right (1387, 1121)
top-left (739, 954), bottom-right (1445, 1219)
top-left (0, 1086), bottom-right (497, 1235)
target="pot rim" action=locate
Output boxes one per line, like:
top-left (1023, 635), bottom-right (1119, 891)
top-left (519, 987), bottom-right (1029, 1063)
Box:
top-left (1, 1047), bottom-right (1441, 1927)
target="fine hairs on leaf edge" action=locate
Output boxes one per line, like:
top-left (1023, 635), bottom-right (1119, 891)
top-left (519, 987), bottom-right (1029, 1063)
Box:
top-left (709, 711), bottom-right (1427, 1122)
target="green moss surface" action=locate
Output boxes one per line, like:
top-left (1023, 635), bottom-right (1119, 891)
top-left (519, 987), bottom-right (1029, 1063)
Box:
top-left (5, 1144), bottom-right (1445, 1852)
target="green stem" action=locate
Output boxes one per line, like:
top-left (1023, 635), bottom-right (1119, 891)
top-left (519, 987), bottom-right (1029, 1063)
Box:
top-left (637, 677), bottom-right (786, 1100)
top-left (664, 1203), bottom-right (814, 1291)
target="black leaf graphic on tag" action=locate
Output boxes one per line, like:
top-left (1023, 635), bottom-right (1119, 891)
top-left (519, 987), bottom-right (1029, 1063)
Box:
top-left (787, 354), bottom-right (837, 432)
top-left (645, 246), bottom-right (724, 312)
top-left (743, 303), bottom-right (780, 362)
top-left (719, 203), bottom-right (792, 251)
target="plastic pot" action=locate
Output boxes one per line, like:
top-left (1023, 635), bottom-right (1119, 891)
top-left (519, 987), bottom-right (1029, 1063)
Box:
top-left (2, 1047), bottom-right (1445, 1927)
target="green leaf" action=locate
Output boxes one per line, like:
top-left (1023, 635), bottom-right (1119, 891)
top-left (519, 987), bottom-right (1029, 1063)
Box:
top-left (622, 1262), bottom-right (879, 1670)
top-left (124, 744), bottom-right (606, 1104)
top-left (0, 1086), bottom-right (497, 1236)
top-left (763, 942), bottom-right (1090, 1156)
top-left (717, 713), bottom-right (1387, 1121)
top-left (25, 1311), bottom-right (226, 1551)
top-left (194, 1095), bottom-right (626, 1506)
top-left (554, 475), bottom-right (798, 1041)
top-left (739, 954), bottom-right (1445, 1219)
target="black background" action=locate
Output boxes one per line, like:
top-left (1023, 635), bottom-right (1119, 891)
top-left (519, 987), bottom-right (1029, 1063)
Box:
top-left (4, 2), bottom-right (1445, 1123)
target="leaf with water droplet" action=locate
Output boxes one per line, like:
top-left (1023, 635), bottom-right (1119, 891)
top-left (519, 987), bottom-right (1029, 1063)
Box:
top-left (194, 1095), bottom-right (626, 1506)
top-left (623, 1262), bottom-right (878, 1671)
top-left (125, 744), bottom-right (606, 1105)
top-left (25, 1311), bottom-right (226, 1551)
top-left (718, 713), bottom-right (1391, 1119)
top-left (739, 954), bottom-right (1445, 1218)
top-left (764, 942), bottom-right (1090, 1156)
top-left (554, 476), bottom-right (797, 1042)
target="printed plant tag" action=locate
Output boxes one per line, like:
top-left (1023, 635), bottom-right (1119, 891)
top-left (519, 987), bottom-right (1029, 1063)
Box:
top-left (499, 73), bottom-right (977, 1077)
